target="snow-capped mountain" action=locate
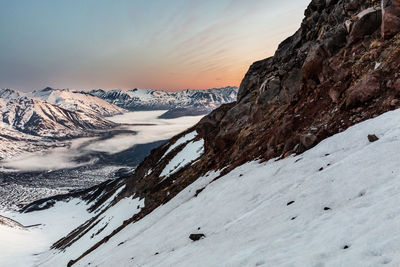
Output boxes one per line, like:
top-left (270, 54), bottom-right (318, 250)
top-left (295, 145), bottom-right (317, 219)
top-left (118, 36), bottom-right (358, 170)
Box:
top-left (0, 89), bottom-right (117, 138)
top-left (87, 86), bottom-right (238, 117)
top-left (32, 87), bottom-right (124, 117)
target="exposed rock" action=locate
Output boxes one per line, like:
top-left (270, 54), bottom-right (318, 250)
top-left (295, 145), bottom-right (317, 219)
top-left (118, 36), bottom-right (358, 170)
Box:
top-left (302, 45), bottom-right (326, 81)
top-left (368, 134), bottom-right (379, 142)
top-left (300, 134), bottom-right (317, 149)
top-left (346, 76), bottom-right (381, 107)
top-left (348, 7), bottom-right (382, 44)
top-left (346, 0), bottom-right (359, 11)
top-left (257, 76), bottom-right (281, 104)
top-left (394, 79), bottom-right (400, 94)
top-left (189, 233), bottom-right (205, 241)
top-left (391, 98), bottom-right (399, 106)
top-left (381, 0), bottom-right (400, 39)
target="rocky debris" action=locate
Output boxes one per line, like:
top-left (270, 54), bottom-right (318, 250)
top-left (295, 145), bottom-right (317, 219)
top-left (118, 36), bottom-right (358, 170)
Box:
top-left (382, 0), bottom-right (400, 39)
top-left (189, 233), bottom-right (205, 241)
top-left (343, 245), bottom-right (350, 249)
top-left (368, 134), bottom-right (379, 142)
top-left (324, 207), bottom-right (331, 211)
top-left (346, 76), bottom-right (381, 107)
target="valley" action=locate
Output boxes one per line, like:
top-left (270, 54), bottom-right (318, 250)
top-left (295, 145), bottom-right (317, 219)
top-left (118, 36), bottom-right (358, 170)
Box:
top-left (0, 110), bottom-right (203, 211)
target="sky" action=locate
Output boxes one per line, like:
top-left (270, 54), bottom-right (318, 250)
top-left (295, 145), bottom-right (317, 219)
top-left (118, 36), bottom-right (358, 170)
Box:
top-left (0, 0), bottom-right (309, 92)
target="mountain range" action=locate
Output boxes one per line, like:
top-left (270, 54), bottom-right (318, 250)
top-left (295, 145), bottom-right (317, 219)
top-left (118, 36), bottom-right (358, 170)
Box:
top-left (86, 86), bottom-right (238, 118)
top-left (2, 0), bottom-right (400, 266)
top-left (0, 87), bottom-right (237, 160)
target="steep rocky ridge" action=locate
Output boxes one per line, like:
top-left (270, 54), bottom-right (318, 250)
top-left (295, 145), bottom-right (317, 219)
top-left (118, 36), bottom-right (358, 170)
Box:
top-left (24, 0), bottom-right (400, 265)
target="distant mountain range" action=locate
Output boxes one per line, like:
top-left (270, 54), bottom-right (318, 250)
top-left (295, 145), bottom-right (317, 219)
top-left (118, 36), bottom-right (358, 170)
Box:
top-left (0, 86), bottom-right (237, 160)
top-left (86, 86), bottom-right (238, 118)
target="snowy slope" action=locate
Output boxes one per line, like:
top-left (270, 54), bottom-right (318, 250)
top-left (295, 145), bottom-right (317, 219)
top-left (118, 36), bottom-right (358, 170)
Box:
top-left (2, 108), bottom-right (400, 266)
top-left (70, 108), bottom-right (400, 267)
top-left (32, 87), bottom-right (124, 116)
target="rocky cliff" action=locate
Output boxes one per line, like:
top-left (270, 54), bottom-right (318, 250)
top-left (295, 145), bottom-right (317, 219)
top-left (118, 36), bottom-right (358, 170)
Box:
top-left (24, 0), bottom-right (400, 265)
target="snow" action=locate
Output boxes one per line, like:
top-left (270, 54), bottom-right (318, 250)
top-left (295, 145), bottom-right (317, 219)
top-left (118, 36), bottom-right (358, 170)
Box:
top-left (70, 108), bottom-right (400, 266)
top-left (89, 87), bottom-right (238, 111)
top-left (162, 131), bottom-right (197, 158)
top-left (160, 139), bottom-right (204, 179)
top-left (31, 88), bottom-right (124, 116)
top-left (3, 108), bottom-right (400, 266)
top-left (0, 198), bottom-right (92, 266)
top-left (37, 195), bottom-right (144, 267)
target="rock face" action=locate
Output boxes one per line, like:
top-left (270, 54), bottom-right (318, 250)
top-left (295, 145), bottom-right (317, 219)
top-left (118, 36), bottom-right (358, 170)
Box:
top-left (41, 1), bottom-right (400, 265)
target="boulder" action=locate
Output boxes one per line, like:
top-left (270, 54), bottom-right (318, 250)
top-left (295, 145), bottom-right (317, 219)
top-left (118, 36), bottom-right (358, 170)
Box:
top-left (300, 133), bottom-right (317, 149)
top-left (348, 7), bottom-right (382, 44)
top-left (257, 76), bottom-right (281, 104)
top-left (280, 68), bottom-right (303, 103)
top-left (346, 76), bottom-right (381, 107)
top-left (302, 45), bottom-right (325, 81)
top-left (382, 0), bottom-right (400, 39)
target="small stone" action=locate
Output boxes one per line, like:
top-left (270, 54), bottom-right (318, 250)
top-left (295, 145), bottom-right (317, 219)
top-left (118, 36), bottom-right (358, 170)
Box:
top-left (291, 216), bottom-right (297, 220)
top-left (287, 201), bottom-right (295, 206)
top-left (324, 207), bottom-right (331, 211)
top-left (343, 245), bottom-right (350, 249)
top-left (189, 233), bottom-right (205, 241)
top-left (368, 134), bottom-right (379, 142)
top-left (390, 99), bottom-right (399, 107)
top-left (300, 134), bottom-right (318, 149)
top-left (319, 167), bottom-right (324, 171)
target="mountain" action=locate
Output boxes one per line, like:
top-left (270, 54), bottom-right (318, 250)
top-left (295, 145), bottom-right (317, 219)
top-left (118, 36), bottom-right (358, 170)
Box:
top-left (0, 89), bottom-right (117, 138)
top-left (32, 87), bottom-right (124, 117)
top-left (0, 88), bottom-right (118, 160)
top-left (86, 86), bottom-right (238, 117)
top-left (3, 0), bottom-right (400, 266)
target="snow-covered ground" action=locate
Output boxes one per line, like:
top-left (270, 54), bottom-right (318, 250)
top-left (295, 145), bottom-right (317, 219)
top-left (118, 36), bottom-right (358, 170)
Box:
top-left (2, 108), bottom-right (400, 266)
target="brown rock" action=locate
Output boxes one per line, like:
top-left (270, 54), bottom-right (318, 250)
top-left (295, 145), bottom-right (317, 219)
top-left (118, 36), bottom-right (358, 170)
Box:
top-left (300, 134), bottom-right (317, 149)
top-left (346, 76), bottom-right (381, 107)
top-left (302, 45), bottom-right (325, 81)
top-left (381, 0), bottom-right (400, 39)
top-left (329, 88), bottom-right (340, 103)
top-left (368, 134), bottom-right (379, 142)
top-left (346, 0), bottom-right (359, 11)
top-left (348, 8), bottom-right (382, 44)
top-left (390, 99), bottom-right (399, 106)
